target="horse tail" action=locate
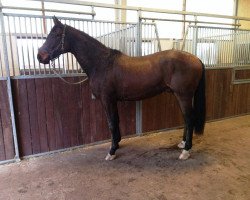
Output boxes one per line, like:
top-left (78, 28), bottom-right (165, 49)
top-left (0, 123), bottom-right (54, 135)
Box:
top-left (193, 61), bottom-right (206, 135)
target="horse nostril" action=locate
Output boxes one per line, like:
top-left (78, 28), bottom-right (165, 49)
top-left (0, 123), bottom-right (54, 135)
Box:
top-left (37, 54), bottom-right (42, 61)
top-left (37, 50), bottom-right (49, 63)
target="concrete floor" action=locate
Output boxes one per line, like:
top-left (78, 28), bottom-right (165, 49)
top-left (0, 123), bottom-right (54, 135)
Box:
top-left (0, 115), bottom-right (250, 200)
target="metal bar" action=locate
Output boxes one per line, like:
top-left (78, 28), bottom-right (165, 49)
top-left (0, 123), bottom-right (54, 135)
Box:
top-left (153, 23), bottom-right (161, 52)
top-left (140, 17), bottom-right (241, 27)
top-left (29, 17), bottom-right (37, 75)
top-left (13, 16), bottom-right (20, 75)
top-left (192, 25), bottom-right (198, 55)
top-left (0, 3), bottom-right (20, 161)
top-left (34, 17), bottom-right (41, 74)
top-left (30, 0), bottom-right (250, 21)
top-left (6, 16), bottom-right (14, 76)
top-left (0, 158), bottom-right (19, 165)
top-left (18, 17), bottom-right (26, 75)
top-left (1, 6), bottom-right (96, 17)
top-left (136, 10), bottom-right (142, 135)
top-left (2, 13), bottom-right (138, 25)
top-left (39, 17), bottom-right (46, 75)
top-left (24, 17), bottom-right (31, 75)
top-left (41, 0), bottom-right (47, 34)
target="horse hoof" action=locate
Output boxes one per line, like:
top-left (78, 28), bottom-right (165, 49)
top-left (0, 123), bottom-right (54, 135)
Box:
top-left (105, 153), bottom-right (116, 161)
top-left (177, 141), bottom-right (186, 149)
top-left (179, 150), bottom-right (190, 160)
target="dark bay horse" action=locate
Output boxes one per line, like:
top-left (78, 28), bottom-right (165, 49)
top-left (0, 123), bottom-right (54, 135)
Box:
top-left (38, 17), bottom-right (206, 160)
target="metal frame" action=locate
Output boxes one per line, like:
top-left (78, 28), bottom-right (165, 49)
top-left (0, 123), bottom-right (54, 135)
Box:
top-left (30, 0), bottom-right (250, 22)
top-left (1, 6), bottom-right (96, 17)
top-left (0, 2), bottom-right (20, 163)
top-left (140, 17), bottom-right (241, 27)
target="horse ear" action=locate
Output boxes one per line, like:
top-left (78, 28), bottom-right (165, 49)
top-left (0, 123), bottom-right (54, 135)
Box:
top-left (53, 16), bottom-right (61, 25)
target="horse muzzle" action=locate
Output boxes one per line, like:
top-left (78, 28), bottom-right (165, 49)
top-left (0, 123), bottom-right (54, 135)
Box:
top-left (37, 49), bottom-right (50, 64)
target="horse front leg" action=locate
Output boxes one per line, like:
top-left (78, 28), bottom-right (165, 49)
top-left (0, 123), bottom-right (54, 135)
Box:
top-left (177, 126), bottom-right (186, 149)
top-left (102, 98), bottom-right (121, 161)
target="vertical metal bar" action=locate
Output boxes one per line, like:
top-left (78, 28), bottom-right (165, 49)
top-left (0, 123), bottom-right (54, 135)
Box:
top-left (129, 25), bottom-right (133, 56)
top-left (247, 32), bottom-right (250, 66)
top-left (107, 22), bottom-right (110, 48)
top-left (213, 28), bottom-right (216, 67)
top-left (210, 28), bottom-right (213, 67)
top-left (18, 17), bottom-right (26, 75)
top-left (204, 27), bottom-right (209, 67)
top-left (70, 20), bottom-right (74, 74)
top-left (243, 31), bottom-right (247, 66)
top-left (0, 4), bottom-right (20, 161)
top-left (29, 17), bottom-right (36, 75)
top-left (222, 29), bottom-right (226, 67)
top-left (41, 0), bottom-right (47, 34)
top-left (39, 17), bottom-right (46, 74)
top-left (24, 17), bottom-right (31, 75)
top-left (34, 17), bottom-right (41, 75)
top-left (150, 24), bottom-right (153, 54)
top-left (6, 16), bottom-right (14, 76)
top-left (74, 20), bottom-right (79, 73)
top-left (229, 29), bottom-right (233, 67)
top-left (192, 25), bottom-right (198, 56)
top-left (238, 31), bottom-right (242, 67)
top-left (127, 25), bottom-right (130, 55)
top-left (136, 10), bottom-right (142, 135)
top-left (13, 17), bottom-right (20, 75)
top-left (131, 25), bottom-right (135, 56)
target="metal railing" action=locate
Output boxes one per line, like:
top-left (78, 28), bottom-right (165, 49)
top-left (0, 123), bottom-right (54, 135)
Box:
top-left (0, 13), bottom-right (160, 77)
top-left (183, 26), bottom-right (250, 68)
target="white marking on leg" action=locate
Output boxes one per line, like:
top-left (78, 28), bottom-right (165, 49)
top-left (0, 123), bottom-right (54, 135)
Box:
top-left (178, 141), bottom-right (186, 149)
top-left (179, 150), bottom-right (190, 160)
top-left (105, 153), bottom-right (116, 161)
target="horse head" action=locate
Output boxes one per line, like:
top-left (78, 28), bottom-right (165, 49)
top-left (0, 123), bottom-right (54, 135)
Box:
top-left (37, 16), bottom-right (70, 64)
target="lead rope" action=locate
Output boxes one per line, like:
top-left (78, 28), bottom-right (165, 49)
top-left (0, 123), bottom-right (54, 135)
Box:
top-left (50, 59), bottom-right (88, 85)
top-left (50, 24), bottom-right (88, 85)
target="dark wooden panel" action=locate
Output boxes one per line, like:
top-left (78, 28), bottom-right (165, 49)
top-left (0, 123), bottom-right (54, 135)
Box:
top-left (26, 79), bottom-right (41, 154)
top-left (43, 78), bottom-right (57, 151)
top-left (51, 78), bottom-right (68, 149)
top-left (12, 79), bottom-right (32, 156)
top-left (118, 101), bottom-right (136, 137)
top-left (35, 79), bottom-right (49, 152)
top-left (142, 92), bottom-right (183, 132)
top-left (80, 82), bottom-right (92, 144)
top-left (0, 80), bottom-right (15, 160)
top-left (13, 77), bottom-right (136, 157)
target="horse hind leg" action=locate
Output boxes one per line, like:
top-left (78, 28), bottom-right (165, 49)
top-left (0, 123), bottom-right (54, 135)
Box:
top-left (175, 93), bottom-right (194, 160)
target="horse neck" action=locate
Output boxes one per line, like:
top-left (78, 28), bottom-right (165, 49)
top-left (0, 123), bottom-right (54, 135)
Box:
top-left (68, 27), bottom-right (112, 77)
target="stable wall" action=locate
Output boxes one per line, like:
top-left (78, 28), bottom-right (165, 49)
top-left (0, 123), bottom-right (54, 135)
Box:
top-left (0, 68), bottom-right (250, 160)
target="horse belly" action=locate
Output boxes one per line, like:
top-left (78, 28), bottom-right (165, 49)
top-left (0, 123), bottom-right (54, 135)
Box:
top-left (116, 79), bottom-right (169, 101)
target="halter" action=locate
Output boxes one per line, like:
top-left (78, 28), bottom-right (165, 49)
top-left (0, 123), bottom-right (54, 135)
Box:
top-left (51, 24), bottom-right (88, 85)
top-left (61, 23), bottom-right (66, 51)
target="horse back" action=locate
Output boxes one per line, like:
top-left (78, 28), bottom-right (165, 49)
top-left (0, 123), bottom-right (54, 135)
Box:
top-left (109, 50), bottom-right (203, 100)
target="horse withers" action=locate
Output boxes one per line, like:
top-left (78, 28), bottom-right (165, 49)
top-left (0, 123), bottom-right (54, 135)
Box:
top-left (37, 17), bottom-right (206, 161)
